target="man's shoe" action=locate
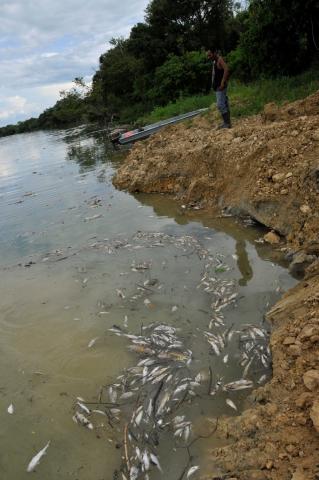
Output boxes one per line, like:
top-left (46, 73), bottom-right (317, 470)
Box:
top-left (217, 112), bottom-right (231, 129)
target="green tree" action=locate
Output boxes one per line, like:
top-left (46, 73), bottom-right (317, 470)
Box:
top-left (230, 0), bottom-right (319, 79)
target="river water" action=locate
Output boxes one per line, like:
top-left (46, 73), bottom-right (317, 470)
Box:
top-left (0, 128), bottom-right (296, 479)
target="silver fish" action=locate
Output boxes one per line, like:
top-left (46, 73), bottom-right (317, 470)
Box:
top-left (187, 466), bottom-right (200, 478)
top-left (77, 401), bottom-right (90, 414)
top-left (26, 441), bottom-right (50, 472)
top-left (150, 453), bottom-right (162, 472)
top-left (73, 412), bottom-right (93, 430)
top-left (226, 398), bottom-right (237, 411)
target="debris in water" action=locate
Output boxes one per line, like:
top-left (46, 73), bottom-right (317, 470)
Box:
top-left (7, 404), bottom-right (14, 414)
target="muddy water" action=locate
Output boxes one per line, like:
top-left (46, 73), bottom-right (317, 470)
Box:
top-left (0, 128), bottom-right (296, 479)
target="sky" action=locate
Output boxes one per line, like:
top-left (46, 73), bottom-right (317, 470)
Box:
top-left (0, 0), bottom-right (150, 127)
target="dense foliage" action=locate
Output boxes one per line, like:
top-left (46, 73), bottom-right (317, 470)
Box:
top-left (1, 0), bottom-right (318, 137)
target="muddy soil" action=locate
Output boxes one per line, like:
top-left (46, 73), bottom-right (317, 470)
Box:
top-left (113, 92), bottom-right (319, 479)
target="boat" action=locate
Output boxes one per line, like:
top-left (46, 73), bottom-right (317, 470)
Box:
top-left (111, 108), bottom-right (209, 145)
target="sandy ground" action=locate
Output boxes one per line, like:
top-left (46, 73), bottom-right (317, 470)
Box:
top-left (113, 92), bottom-right (319, 479)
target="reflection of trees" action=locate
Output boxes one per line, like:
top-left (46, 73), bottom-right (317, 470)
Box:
top-left (67, 144), bottom-right (98, 171)
top-left (64, 128), bottom-right (127, 174)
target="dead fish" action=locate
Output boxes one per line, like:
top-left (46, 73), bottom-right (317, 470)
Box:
top-left (73, 412), bottom-right (93, 430)
top-left (223, 379), bottom-right (253, 391)
top-left (223, 354), bottom-right (229, 364)
top-left (187, 466), bottom-right (200, 478)
top-left (130, 465), bottom-right (139, 480)
top-left (120, 391), bottom-right (134, 400)
top-left (77, 402), bottom-right (90, 414)
top-left (26, 441), bottom-right (50, 472)
top-left (92, 409), bottom-right (107, 416)
top-left (108, 386), bottom-right (117, 403)
top-left (134, 409), bottom-right (143, 426)
top-left (157, 392), bottom-right (170, 416)
top-left (84, 214), bottom-right (102, 222)
top-left (226, 399), bottom-right (237, 411)
top-left (116, 289), bottom-right (125, 299)
top-left (7, 404), bottom-right (14, 414)
top-left (150, 453), bottom-right (162, 472)
top-left (142, 450), bottom-right (150, 471)
top-left (88, 337), bottom-right (99, 348)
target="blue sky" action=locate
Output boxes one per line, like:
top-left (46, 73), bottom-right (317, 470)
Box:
top-left (0, 0), bottom-right (149, 126)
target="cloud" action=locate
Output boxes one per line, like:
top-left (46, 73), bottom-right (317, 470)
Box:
top-left (0, 0), bottom-right (149, 126)
top-left (0, 94), bottom-right (38, 122)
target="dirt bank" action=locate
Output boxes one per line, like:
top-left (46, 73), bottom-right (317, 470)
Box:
top-left (113, 92), bottom-right (319, 479)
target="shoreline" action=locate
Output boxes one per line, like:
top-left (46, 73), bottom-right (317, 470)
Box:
top-left (113, 92), bottom-right (319, 479)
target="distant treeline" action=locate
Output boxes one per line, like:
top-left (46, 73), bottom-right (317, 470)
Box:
top-left (1, 0), bottom-right (318, 137)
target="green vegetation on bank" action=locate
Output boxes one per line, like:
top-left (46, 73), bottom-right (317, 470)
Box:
top-left (140, 64), bottom-right (319, 124)
top-left (0, 0), bottom-right (318, 137)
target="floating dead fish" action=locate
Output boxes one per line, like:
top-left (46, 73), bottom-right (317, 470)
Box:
top-left (187, 466), bottom-right (200, 478)
top-left (26, 441), bottom-right (50, 472)
top-left (73, 412), bottom-right (93, 430)
top-left (226, 399), bottom-right (237, 411)
top-left (88, 337), bottom-right (99, 348)
top-left (223, 379), bottom-right (253, 391)
top-left (116, 289), bottom-right (125, 299)
top-left (77, 401), bottom-right (90, 414)
top-left (84, 214), bottom-right (102, 222)
top-left (7, 404), bottom-right (14, 414)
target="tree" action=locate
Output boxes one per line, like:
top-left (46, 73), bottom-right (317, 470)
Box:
top-left (230, 0), bottom-right (319, 79)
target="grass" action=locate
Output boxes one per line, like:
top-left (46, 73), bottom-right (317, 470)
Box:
top-left (139, 65), bottom-right (319, 125)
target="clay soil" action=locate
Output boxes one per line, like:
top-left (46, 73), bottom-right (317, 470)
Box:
top-left (113, 92), bottom-right (319, 479)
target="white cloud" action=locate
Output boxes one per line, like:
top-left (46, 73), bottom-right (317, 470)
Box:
top-left (0, 0), bottom-right (149, 126)
top-left (0, 95), bottom-right (32, 120)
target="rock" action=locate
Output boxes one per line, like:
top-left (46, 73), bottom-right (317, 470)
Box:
top-left (311, 129), bottom-right (319, 141)
top-left (295, 392), bottom-right (313, 408)
top-left (288, 344), bottom-right (301, 356)
top-left (310, 399), bottom-right (319, 432)
top-left (263, 102), bottom-right (279, 122)
top-left (286, 444), bottom-right (295, 453)
top-left (286, 172), bottom-right (293, 178)
top-left (292, 468), bottom-right (310, 480)
top-left (310, 334), bottom-right (319, 343)
top-left (272, 173), bottom-right (286, 182)
top-left (280, 188), bottom-right (289, 195)
top-left (283, 336), bottom-right (296, 345)
top-left (303, 370), bottom-right (319, 391)
top-left (300, 204), bottom-right (311, 214)
top-left (289, 252), bottom-right (316, 277)
top-left (265, 460), bottom-right (273, 469)
top-left (264, 231), bottom-right (281, 244)
top-left (299, 325), bottom-right (319, 340)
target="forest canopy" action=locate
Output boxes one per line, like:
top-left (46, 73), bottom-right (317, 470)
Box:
top-left (1, 0), bottom-right (318, 136)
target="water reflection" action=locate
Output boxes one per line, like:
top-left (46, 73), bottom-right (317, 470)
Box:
top-left (236, 239), bottom-right (253, 286)
top-left (132, 192), bottom-right (289, 286)
top-left (0, 129), bottom-right (297, 480)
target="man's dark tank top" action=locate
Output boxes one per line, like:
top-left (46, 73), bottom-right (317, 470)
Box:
top-left (212, 60), bottom-right (224, 91)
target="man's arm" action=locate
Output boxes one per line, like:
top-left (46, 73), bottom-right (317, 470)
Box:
top-left (217, 56), bottom-right (229, 90)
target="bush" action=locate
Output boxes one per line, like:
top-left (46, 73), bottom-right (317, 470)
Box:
top-left (148, 51), bottom-right (212, 105)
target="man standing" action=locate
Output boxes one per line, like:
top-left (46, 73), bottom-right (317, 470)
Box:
top-left (207, 49), bottom-right (231, 128)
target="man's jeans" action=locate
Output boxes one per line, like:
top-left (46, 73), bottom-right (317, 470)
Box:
top-left (216, 88), bottom-right (229, 114)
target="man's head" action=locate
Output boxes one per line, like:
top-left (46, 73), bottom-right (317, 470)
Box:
top-left (207, 49), bottom-right (218, 61)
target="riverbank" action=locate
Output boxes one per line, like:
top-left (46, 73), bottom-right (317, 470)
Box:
top-left (113, 91), bottom-right (319, 479)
